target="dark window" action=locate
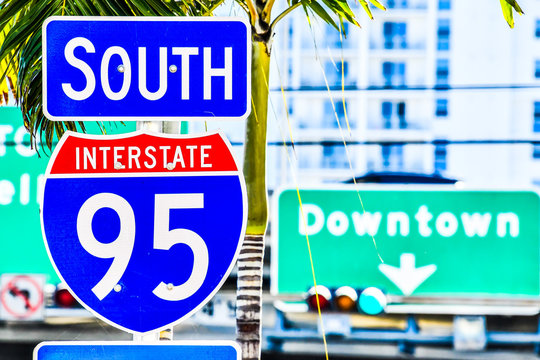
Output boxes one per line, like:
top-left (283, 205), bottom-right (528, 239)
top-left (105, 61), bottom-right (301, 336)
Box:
top-left (535, 60), bottom-right (540, 79)
top-left (383, 23), bottom-right (394, 49)
top-left (288, 100), bottom-right (294, 116)
top-left (382, 62), bottom-right (394, 86)
top-left (325, 61), bottom-right (350, 87)
top-left (439, 0), bottom-right (450, 10)
top-left (288, 22), bottom-right (294, 49)
top-left (397, 63), bottom-right (405, 83)
top-left (436, 58), bottom-right (449, 87)
top-left (382, 101), bottom-right (392, 128)
top-left (382, 145), bottom-right (391, 168)
top-left (383, 22), bottom-right (407, 49)
top-left (335, 101), bottom-right (346, 119)
top-left (536, 20), bottom-right (540, 38)
top-left (387, 0), bottom-right (408, 9)
top-left (341, 22), bottom-right (349, 37)
top-left (534, 102), bottom-right (540, 132)
top-left (397, 102), bottom-right (407, 129)
top-left (337, 61), bottom-right (350, 85)
top-left (382, 62), bottom-right (406, 87)
top-left (436, 98), bottom-right (448, 117)
top-left (437, 19), bottom-right (450, 51)
top-left (324, 62), bottom-right (333, 82)
top-left (323, 100), bottom-right (348, 129)
top-left (396, 23), bottom-right (407, 46)
top-left (533, 145), bottom-right (540, 159)
top-left (434, 144), bottom-right (447, 172)
top-left (381, 101), bottom-right (407, 129)
top-left (322, 145), bottom-right (348, 168)
top-left (382, 145), bottom-right (404, 170)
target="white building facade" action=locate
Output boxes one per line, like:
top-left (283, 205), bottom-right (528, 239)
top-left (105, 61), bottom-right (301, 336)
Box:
top-left (246, 0), bottom-right (540, 189)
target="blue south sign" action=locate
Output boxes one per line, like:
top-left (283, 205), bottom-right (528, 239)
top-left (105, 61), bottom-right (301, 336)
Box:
top-left (42, 17), bottom-right (250, 121)
top-left (40, 131), bottom-right (247, 334)
top-left (34, 341), bottom-right (240, 360)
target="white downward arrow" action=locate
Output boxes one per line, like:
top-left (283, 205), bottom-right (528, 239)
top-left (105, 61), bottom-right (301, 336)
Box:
top-left (378, 253), bottom-right (436, 296)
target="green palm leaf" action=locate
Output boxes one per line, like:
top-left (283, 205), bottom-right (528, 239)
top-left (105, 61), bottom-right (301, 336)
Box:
top-left (500, 0), bottom-right (524, 28)
top-left (0, 0), bottom-right (216, 149)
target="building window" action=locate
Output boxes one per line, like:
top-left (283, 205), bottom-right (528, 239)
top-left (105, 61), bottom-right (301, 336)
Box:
top-left (323, 100), bottom-right (348, 129)
top-left (383, 22), bottom-right (407, 49)
top-left (387, 0), bottom-right (408, 9)
top-left (439, 0), bottom-right (450, 10)
top-left (534, 102), bottom-right (540, 132)
top-left (382, 61), bottom-right (406, 87)
top-left (381, 101), bottom-right (407, 129)
top-left (335, 101), bottom-right (346, 124)
top-left (382, 101), bottom-right (392, 128)
top-left (338, 61), bottom-right (351, 86)
top-left (322, 145), bottom-right (348, 168)
top-left (437, 19), bottom-right (450, 51)
top-left (382, 62), bottom-right (392, 86)
top-left (382, 145), bottom-right (404, 171)
top-left (326, 22), bottom-right (349, 48)
top-left (434, 144), bottom-right (447, 172)
top-left (533, 144), bottom-right (540, 159)
top-left (436, 59), bottom-right (449, 87)
top-left (536, 20), bottom-right (540, 38)
top-left (325, 61), bottom-right (350, 87)
top-left (338, 61), bottom-right (349, 82)
top-left (397, 102), bottom-right (406, 128)
top-left (383, 23), bottom-right (393, 49)
top-left (535, 60), bottom-right (540, 79)
top-left (287, 22), bottom-right (294, 49)
top-left (436, 98), bottom-right (448, 117)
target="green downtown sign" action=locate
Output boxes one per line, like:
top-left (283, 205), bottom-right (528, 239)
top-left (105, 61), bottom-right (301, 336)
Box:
top-left (272, 187), bottom-right (540, 298)
top-left (0, 107), bottom-right (135, 284)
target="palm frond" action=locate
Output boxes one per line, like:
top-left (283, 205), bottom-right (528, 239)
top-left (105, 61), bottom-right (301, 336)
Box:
top-left (0, 13), bottom-right (17, 106)
top-left (500, 0), bottom-right (523, 28)
top-left (0, 0), bottom-right (216, 150)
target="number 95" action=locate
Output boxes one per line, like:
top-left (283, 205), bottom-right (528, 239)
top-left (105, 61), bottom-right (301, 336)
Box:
top-left (76, 192), bottom-right (209, 301)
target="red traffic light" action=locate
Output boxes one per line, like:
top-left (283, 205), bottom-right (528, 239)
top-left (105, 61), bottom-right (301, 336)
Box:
top-left (305, 286), bottom-right (332, 311)
top-left (54, 285), bottom-right (78, 308)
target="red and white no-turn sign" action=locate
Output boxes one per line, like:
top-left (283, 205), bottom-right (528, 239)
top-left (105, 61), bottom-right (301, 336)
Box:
top-left (0, 274), bottom-right (45, 321)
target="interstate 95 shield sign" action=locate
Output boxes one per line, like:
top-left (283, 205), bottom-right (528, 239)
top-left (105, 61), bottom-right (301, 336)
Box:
top-left (40, 130), bottom-right (247, 334)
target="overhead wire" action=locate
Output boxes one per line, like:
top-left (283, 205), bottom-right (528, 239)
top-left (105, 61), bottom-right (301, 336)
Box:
top-left (269, 83), bottom-right (540, 92)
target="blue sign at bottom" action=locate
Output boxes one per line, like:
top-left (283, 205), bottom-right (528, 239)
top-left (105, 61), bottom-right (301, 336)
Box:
top-left (34, 341), bottom-right (240, 360)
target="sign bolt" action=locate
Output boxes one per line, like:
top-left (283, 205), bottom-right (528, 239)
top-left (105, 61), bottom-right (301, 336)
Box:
top-left (117, 65), bottom-right (125, 73)
top-left (114, 284), bottom-right (122, 292)
top-left (169, 65), bottom-right (177, 73)
top-left (167, 283), bottom-right (174, 291)
top-left (114, 162), bottom-right (125, 170)
top-left (166, 163), bottom-right (175, 170)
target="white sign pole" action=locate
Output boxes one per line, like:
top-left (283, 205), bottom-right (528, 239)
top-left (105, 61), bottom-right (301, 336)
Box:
top-left (133, 120), bottom-right (180, 342)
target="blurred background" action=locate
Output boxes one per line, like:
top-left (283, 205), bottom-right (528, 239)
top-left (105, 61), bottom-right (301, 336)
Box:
top-left (3, 0), bottom-right (540, 359)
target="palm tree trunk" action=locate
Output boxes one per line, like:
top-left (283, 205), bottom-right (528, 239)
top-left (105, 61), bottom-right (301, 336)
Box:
top-left (236, 39), bottom-right (270, 360)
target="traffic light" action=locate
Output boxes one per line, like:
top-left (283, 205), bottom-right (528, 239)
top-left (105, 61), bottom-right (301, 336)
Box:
top-left (54, 284), bottom-right (79, 308)
top-left (334, 286), bottom-right (358, 312)
top-left (305, 285), bottom-right (387, 315)
top-left (358, 287), bottom-right (387, 315)
top-left (305, 285), bottom-right (333, 311)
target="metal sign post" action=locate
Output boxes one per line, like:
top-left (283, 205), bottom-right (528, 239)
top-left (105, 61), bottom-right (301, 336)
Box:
top-left (135, 119), bottom-right (178, 342)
